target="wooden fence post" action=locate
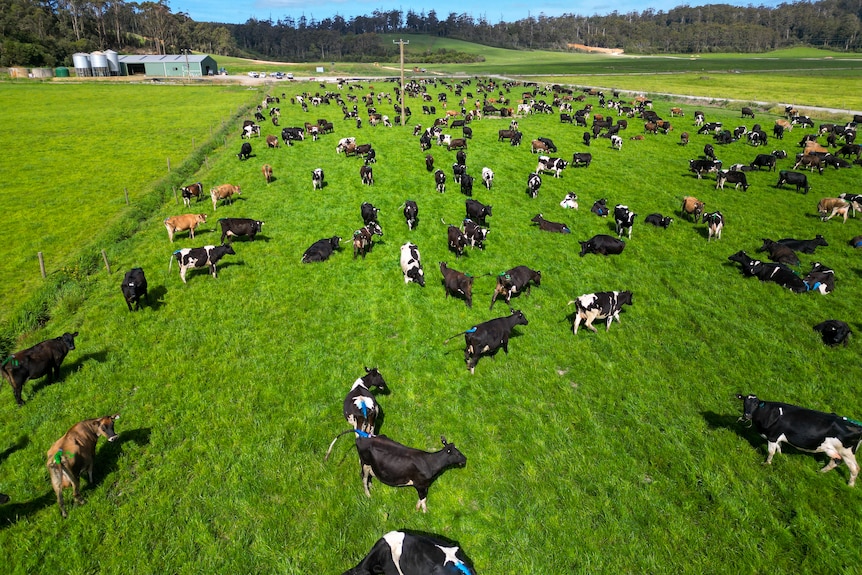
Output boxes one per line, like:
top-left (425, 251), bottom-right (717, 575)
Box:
top-left (37, 252), bottom-right (46, 278)
top-left (166, 157), bottom-right (171, 172)
top-left (172, 186), bottom-right (179, 204)
top-left (101, 249), bottom-right (111, 274)
top-left (124, 188), bottom-right (130, 205)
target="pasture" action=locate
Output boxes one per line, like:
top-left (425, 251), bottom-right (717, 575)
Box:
top-left (0, 76), bottom-right (861, 574)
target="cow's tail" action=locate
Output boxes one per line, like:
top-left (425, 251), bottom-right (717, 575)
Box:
top-left (324, 428), bottom-right (371, 461)
top-left (48, 449), bottom-right (75, 485)
top-left (443, 326), bottom-right (477, 345)
top-left (168, 250), bottom-right (180, 273)
top-left (440, 217), bottom-right (450, 227)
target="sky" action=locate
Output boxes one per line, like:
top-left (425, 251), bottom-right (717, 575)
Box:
top-left (169, 0), bottom-right (786, 26)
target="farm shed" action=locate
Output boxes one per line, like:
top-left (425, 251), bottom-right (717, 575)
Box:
top-left (117, 54), bottom-right (218, 78)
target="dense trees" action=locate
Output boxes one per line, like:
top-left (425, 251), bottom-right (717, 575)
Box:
top-left (1, 0), bottom-right (860, 67)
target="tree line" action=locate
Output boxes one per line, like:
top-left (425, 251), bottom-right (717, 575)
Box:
top-left (1, 0), bottom-right (860, 67)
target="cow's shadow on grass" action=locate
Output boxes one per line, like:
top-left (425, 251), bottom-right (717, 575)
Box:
top-left (0, 436), bottom-right (29, 466)
top-left (183, 261), bottom-right (245, 283)
top-left (145, 285), bottom-right (168, 311)
top-left (93, 427), bottom-right (151, 487)
top-left (701, 410), bottom-right (764, 451)
top-left (29, 350), bottom-right (108, 399)
top-left (0, 491), bottom-right (56, 527)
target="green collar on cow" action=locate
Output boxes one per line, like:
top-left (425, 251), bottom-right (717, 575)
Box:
top-left (53, 450), bottom-right (73, 464)
top-left (1, 356), bottom-right (18, 367)
top-left (843, 416), bottom-right (862, 428)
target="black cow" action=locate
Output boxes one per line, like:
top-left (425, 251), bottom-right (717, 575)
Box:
top-left (2, 332), bottom-right (78, 406)
top-left (614, 205), bottom-right (636, 238)
top-left (526, 173), bottom-right (542, 198)
top-left (403, 200), bottom-right (419, 230)
top-left (219, 218), bottom-right (264, 243)
top-left (689, 159), bottom-right (722, 179)
top-left (750, 154), bottom-right (777, 171)
top-left (572, 152), bottom-right (592, 167)
top-left (460, 173), bottom-right (474, 197)
top-left (741, 106), bottom-right (755, 118)
top-left (813, 320), bottom-right (851, 347)
top-left (434, 169), bottom-right (446, 193)
top-left (465, 199), bottom-right (492, 227)
top-left (583, 132), bottom-right (591, 146)
top-left (715, 170), bottom-right (749, 191)
top-left (301, 236), bottom-right (341, 263)
top-left (354, 434), bottom-right (466, 512)
top-left (591, 198), bottom-right (609, 217)
top-left (445, 224), bottom-right (469, 259)
top-left (776, 170), bottom-right (809, 194)
top-left (579, 234), bottom-right (625, 257)
top-left (758, 238), bottom-right (800, 266)
top-left (490, 266), bottom-right (541, 310)
top-left (439, 261), bottom-right (473, 307)
top-left (342, 531), bottom-right (475, 575)
top-left (531, 213), bottom-right (571, 234)
top-left (120, 268), bottom-right (148, 312)
top-left (447, 310), bottom-right (529, 374)
top-left (361, 202), bottom-right (380, 225)
top-left (777, 235), bottom-right (827, 254)
top-left (703, 143), bottom-right (716, 160)
top-left (735, 394), bottom-right (862, 486)
top-left (569, 291), bottom-right (633, 334)
top-left (644, 213), bottom-right (673, 228)
top-left (359, 165), bottom-right (374, 185)
top-left (728, 251), bottom-right (807, 292)
top-left (171, 244), bottom-right (236, 283)
top-left (237, 142), bottom-right (252, 160)
top-left (425, 154), bottom-right (434, 172)
top-left (456, 150), bottom-right (467, 166)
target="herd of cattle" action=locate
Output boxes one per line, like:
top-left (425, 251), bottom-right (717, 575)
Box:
top-left (2, 77), bottom-right (862, 572)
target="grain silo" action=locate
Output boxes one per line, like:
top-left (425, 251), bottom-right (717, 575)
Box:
top-left (72, 53), bottom-right (92, 77)
top-left (90, 51), bottom-right (109, 77)
top-left (105, 50), bottom-right (121, 75)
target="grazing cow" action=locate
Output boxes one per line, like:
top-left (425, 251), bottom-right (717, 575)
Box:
top-left (210, 184), bottom-right (241, 210)
top-left (46, 414), bottom-right (120, 517)
top-left (569, 291), bottom-right (633, 334)
top-left (794, 154), bottom-right (824, 174)
top-left (681, 196), bottom-right (705, 221)
top-left (776, 170), bottom-right (809, 194)
top-left (171, 244), bottom-right (236, 283)
top-left (460, 173), bottom-right (474, 196)
top-left (336, 137), bottom-right (357, 153)
top-left (813, 320), bottom-right (851, 347)
top-left (611, 135), bottom-right (623, 150)
top-left (241, 123), bottom-right (260, 139)
top-left (425, 154), bottom-right (434, 172)
top-left (838, 143), bottom-right (862, 159)
top-left (531, 213), bottom-right (570, 234)
top-left (447, 138), bottom-right (467, 151)
top-left (680, 132), bottom-right (689, 146)
top-left (262, 163), bottom-right (273, 184)
top-left (237, 142), bottom-right (252, 160)
top-left (777, 234), bottom-right (827, 254)
top-left (804, 141), bottom-right (829, 156)
top-left (455, 149), bottom-right (467, 166)
top-left (312, 168), bottom-right (325, 190)
top-left (715, 170), bottom-right (750, 191)
top-left (2, 332), bottom-right (78, 406)
top-left (758, 238), bottom-right (800, 266)
top-left (560, 192), bottom-right (579, 209)
top-left (465, 199), bottom-right (492, 227)
top-left (120, 268), bottom-right (148, 312)
top-left (481, 167), bottom-right (494, 189)
top-left (537, 137), bottom-right (557, 152)
top-left (446, 310), bottom-right (529, 374)
top-left (497, 129), bottom-right (520, 143)
top-left (359, 165), bottom-right (374, 185)
top-left (490, 266), bottom-right (541, 310)
top-left (579, 234), bottom-right (625, 256)
top-left (461, 219), bottom-right (489, 249)
top-left (180, 182), bottom-right (203, 207)
top-left (572, 152), bottom-right (592, 168)
top-left (614, 205), bottom-right (636, 238)
top-left (741, 107), bottom-right (755, 118)
top-left (583, 132), bottom-right (591, 146)
top-left (439, 261), bottom-right (473, 307)
top-left (689, 159), bottom-right (722, 179)
top-left (750, 154), bottom-right (777, 171)
top-left (644, 213), bottom-right (673, 228)
top-left (164, 213), bottom-right (207, 242)
top-left (281, 127), bottom-right (304, 145)
top-left (434, 169), bottom-right (446, 193)
top-left (403, 200), bottom-right (419, 230)
top-left (530, 139), bottom-right (549, 154)
top-left (342, 531), bottom-right (475, 575)
top-left (526, 173), bottom-right (542, 198)
top-left (265, 135), bottom-right (279, 148)
top-left (735, 394), bottom-right (862, 486)
top-left (817, 198), bottom-right (850, 222)
top-left (702, 211), bottom-right (724, 242)
top-left (353, 222), bottom-right (383, 259)
top-left (219, 218), bottom-right (264, 243)
top-left (839, 193), bottom-right (862, 216)
top-left (703, 143), bottom-right (716, 160)
top-left (591, 198), bottom-right (609, 217)
top-left (400, 243), bottom-right (425, 287)
top-left (670, 107), bottom-right (684, 117)
top-left (354, 434), bottom-right (466, 512)
top-left (536, 156), bottom-right (567, 178)
top-left (301, 236), bottom-right (341, 263)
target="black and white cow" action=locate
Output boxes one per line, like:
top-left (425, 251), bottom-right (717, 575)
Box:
top-left (312, 168), bottom-right (325, 190)
top-left (403, 200), bottom-right (419, 230)
top-left (219, 218), bottom-right (264, 243)
top-left (560, 192), bottom-right (579, 209)
top-left (481, 167), bottom-right (494, 189)
top-left (727, 251), bottom-right (807, 292)
top-left (461, 219), bottom-right (489, 249)
top-left (611, 134), bottom-right (623, 150)
top-left (400, 243), bottom-right (425, 287)
top-left (536, 156), bottom-right (567, 178)
top-left (490, 266), bottom-right (541, 310)
top-left (644, 213), bottom-right (673, 228)
top-left (361, 202), bottom-right (380, 225)
top-left (813, 320), bottom-right (851, 347)
top-left (689, 159), bottom-right (722, 179)
top-left (777, 235), bottom-right (827, 254)
top-left (354, 434), bottom-right (466, 512)
top-left (579, 234), bottom-right (625, 256)
top-left (281, 127), bottom-right (304, 145)
top-left (2, 332), bottom-right (78, 406)
top-left (237, 142), bottom-right (252, 160)
top-left (341, 531), bottom-right (475, 575)
top-left (434, 169), bottom-right (446, 193)
top-left (301, 236), bottom-right (341, 263)
top-left (180, 182), bottom-right (204, 207)
top-left (569, 291), bottom-right (633, 334)
top-left (526, 173), bottom-right (542, 198)
top-left (702, 211), bottom-right (724, 242)
top-left (591, 198), bottom-right (609, 217)
top-left (614, 205), bottom-right (636, 238)
top-left (446, 310), bottom-right (529, 374)
top-left (452, 163), bottom-right (466, 184)
top-left (776, 170), bottom-right (809, 194)
top-left (465, 199), bottom-right (492, 227)
top-left (360, 165), bottom-right (374, 185)
top-left (445, 224), bottom-right (469, 258)
top-left (170, 244), bottom-right (236, 283)
top-left (803, 262), bottom-right (835, 294)
top-left (343, 367), bottom-right (389, 435)
top-left (353, 222), bottom-right (383, 259)
top-left (120, 268), bottom-right (148, 312)
top-left (736, 394), bottom-right (862, 486)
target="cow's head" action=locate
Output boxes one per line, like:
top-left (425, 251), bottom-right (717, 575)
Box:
top-left (579, 241), bottom-right (591, 257)
top-left (362, 367), bottom-right (389, 394)
top-left (61, 332), bottom-right (79, 351)
top-left (735, 394), bottom-right (761, 423)
top-left (510, 309), bottom-right (529, 326)
top-left (619, 291), bottom-right (634, 307)
top-left (97, 414), bottom-right (120, 442)
top-left (440, 436), bottom-right (467, 468)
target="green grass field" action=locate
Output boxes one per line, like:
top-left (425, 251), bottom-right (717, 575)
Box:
top-left (1, 56), bottom-right (862, 574)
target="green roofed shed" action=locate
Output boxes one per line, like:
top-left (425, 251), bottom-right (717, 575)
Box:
top-left (118, 54), bottom-right (218, 77)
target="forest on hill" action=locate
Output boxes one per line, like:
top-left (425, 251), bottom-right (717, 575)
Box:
top-left (1, 0), bottom-right (860, 67)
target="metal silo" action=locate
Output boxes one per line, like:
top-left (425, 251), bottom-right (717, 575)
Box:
top-left (105, 50), bottom-right (120, 75)
top-left (90, 51), bottom-right (109, 77)
top-left (72, 53), bottom-right (91, 77)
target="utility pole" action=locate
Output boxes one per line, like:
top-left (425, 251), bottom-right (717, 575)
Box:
top-left (393, 38), bottom-right (409, 126)
top-left (184, 48), bottom-right (190, 82)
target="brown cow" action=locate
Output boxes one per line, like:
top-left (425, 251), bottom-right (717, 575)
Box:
top-left (804, 141), bottom-right (829, 155)
top-left (531, 139), bottom-right (549, 154)
top-left (210, 184), bottom-right (241, 210)
top-left (46, 414), bottom-right (119, 517)
top-left (682, 196), bottom-right (705, 221)
top-left (262, 164), bottom-right (273, 184)
top-left (793, 154), bottom-right (824, 174)
top-left (164, 213), bottom-right (207, 242)
top-left (265, 134), bottom-right (279, 148)
top-left (775, 118), bottom-right (792, 132)
top-left (447, 138), bottom-right (467, 151)
top-left (670, 107), bottom-right (684, 117)
top-left (817, 198), bottom-right (850, 222)
top-left (180, 182), bottom-right (204, 207)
